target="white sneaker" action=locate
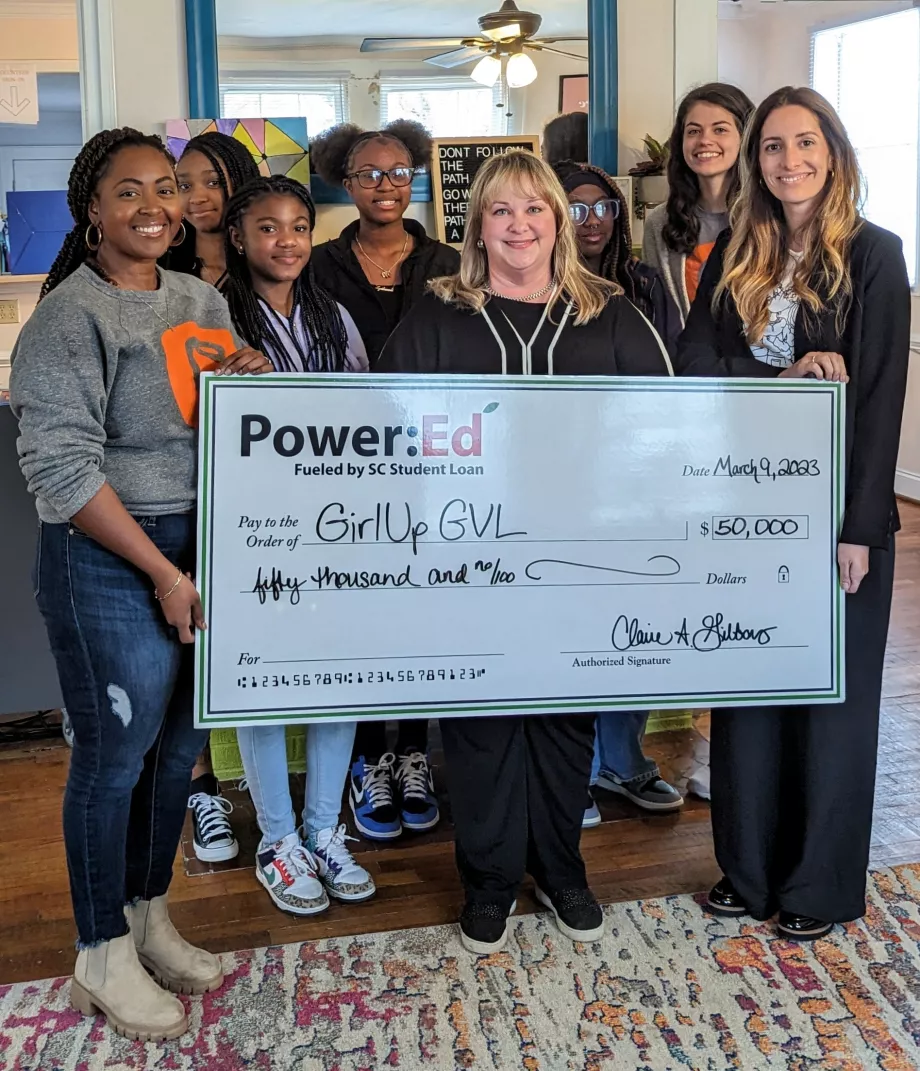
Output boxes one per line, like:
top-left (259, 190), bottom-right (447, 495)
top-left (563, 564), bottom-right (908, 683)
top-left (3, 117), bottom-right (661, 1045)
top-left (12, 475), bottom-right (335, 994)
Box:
top-left (310, 824), bottom-right (377, 902)
top-left (256, 832), bottom-right (329, 915)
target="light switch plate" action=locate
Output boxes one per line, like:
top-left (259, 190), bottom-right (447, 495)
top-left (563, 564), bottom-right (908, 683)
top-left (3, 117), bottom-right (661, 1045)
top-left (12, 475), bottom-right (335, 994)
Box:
top-left (0, 300), bottom-right (20, 325)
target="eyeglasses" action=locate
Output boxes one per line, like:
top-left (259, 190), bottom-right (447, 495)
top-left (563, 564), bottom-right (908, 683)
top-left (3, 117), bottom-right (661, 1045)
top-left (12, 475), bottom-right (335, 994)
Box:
top-left (347, 167), bottom-right (416, 190)
top-left (568, 198), bottom-right (620, 225)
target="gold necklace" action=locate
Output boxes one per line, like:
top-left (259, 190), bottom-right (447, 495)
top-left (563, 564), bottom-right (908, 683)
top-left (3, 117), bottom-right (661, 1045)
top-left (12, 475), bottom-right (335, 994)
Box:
top-left (355, 231), bottom-right (409, 280)
top-left (485, 280), bottom-right (556, 303)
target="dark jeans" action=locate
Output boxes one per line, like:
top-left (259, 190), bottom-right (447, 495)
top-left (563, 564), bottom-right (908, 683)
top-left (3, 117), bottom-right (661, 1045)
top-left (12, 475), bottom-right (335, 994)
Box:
top-left (35, 515), bottom-right (206, 946)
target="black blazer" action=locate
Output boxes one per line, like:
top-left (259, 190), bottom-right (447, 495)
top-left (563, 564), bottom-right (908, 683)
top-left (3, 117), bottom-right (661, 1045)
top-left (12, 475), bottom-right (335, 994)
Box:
top-left (676, 222), bottom-right (910, 549)
top-left (311, 218), bottom-right (460, 367)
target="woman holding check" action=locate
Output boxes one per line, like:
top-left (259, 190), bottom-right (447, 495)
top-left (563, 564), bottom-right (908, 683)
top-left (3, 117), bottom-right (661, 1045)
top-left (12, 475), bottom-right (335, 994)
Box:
top-left (677, 87), bottom-right (910, 939)
top-left (10, 128), bottom-right (271, 1040)
top-left (378, 149), bottom-right (671, 954)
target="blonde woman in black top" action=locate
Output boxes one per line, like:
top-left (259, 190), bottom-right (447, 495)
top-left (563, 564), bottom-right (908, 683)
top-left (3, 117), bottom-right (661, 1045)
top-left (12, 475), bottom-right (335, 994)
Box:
top-left (380, 150), bottom-right (670, 955)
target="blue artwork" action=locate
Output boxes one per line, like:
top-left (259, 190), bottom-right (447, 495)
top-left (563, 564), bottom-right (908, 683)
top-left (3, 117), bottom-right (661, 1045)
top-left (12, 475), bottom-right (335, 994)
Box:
top-left (6, 190), bottom-right (71, 275)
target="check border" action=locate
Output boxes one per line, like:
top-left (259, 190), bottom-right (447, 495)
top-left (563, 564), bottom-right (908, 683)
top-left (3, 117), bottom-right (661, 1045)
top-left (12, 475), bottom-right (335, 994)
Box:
top-left (195, 375), bottom-right (845, 726)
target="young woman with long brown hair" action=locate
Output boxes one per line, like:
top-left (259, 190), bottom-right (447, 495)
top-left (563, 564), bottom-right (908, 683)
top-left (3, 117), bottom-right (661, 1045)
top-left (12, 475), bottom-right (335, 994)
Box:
top-left (677, 87), bottom-right (910, 939)
top-left (643, 83), bottom-right (754, 327)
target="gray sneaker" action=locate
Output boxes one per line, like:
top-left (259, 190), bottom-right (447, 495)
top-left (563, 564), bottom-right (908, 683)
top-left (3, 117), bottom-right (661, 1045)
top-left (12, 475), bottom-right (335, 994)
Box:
top-left (595, 772), bottom-right (683, 812)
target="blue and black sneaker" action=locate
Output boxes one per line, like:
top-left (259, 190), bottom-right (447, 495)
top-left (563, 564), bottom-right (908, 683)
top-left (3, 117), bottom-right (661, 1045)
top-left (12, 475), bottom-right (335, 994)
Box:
top-left (349, 753), bottom-right (401, 840)
top-left (395, 750), bottom-right (440, 832)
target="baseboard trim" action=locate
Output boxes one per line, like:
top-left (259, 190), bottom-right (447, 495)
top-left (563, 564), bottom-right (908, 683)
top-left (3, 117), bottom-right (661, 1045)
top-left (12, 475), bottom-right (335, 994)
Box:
top-left (896, 468), bottom-right (920, 502)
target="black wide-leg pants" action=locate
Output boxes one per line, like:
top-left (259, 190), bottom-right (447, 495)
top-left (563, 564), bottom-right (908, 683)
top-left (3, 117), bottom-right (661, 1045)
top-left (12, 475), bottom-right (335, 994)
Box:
top-left (440, 713), bottom-right (595, 908)
top-left (710, 541), bottom-right (895, 922)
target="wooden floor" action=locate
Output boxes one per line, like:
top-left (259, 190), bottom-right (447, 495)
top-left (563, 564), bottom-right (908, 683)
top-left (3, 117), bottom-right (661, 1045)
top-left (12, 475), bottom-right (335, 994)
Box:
top-left (3, 503), bottom-right (920, 986)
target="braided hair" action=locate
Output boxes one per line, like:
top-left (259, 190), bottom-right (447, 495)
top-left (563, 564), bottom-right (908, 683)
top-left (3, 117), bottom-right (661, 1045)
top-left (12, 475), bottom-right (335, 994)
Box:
top-left (41, 127), bottom-right (174, 299)
top-left (310, 119), bottom-right (432, 185)
top-left (553, 160), bottom-right (655, 320)
top-left (222, 176), bottom-right (349, 373)
top-left (169, 131), bottom-right (262, 275)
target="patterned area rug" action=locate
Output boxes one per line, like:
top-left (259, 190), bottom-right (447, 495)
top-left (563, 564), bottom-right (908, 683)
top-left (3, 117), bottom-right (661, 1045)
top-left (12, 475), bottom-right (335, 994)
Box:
top-left (3, 865), bottom-right (920, 1071)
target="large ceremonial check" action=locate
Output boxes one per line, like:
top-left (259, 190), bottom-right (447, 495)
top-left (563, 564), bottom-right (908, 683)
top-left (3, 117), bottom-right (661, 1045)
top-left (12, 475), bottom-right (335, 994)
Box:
top-left (194, 375), bottom-right (844, 728)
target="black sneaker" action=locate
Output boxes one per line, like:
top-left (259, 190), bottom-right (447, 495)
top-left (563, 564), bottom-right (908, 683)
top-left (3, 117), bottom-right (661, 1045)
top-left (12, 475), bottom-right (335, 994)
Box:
top-left (459, 900), bottom-right (517, 955)
top-left (534, 885), bottom-right (604, 942)
top-left (188, 792), bottom-right (239, 862)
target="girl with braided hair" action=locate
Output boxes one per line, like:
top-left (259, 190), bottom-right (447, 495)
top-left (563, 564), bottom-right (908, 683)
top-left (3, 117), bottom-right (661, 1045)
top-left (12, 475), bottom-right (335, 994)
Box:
top-left (311, 120), bottom-right (458, 843)
top-left (10, 127), bottom-right (271, 1041)
top-left (168, 131), bottom-right (261, 290)
top-left (219, 175), bottom-right (375, 916)
top-left (169, 132), bottom-right (260, 871)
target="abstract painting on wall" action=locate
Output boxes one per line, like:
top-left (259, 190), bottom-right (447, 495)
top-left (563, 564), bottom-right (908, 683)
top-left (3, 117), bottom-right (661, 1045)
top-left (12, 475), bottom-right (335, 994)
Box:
top-left (165, 118), bottom-right (310, 185)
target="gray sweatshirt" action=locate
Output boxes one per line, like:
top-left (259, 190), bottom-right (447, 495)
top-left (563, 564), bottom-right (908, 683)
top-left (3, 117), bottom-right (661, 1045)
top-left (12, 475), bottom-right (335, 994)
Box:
top-left (10, 264), bottom-right (240, 524)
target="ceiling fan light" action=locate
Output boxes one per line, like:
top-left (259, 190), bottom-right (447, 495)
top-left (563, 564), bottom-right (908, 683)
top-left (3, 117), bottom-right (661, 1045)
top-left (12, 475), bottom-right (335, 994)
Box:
top-left (471, 54), bottom-right (501, 86)
top-left (506, 51), bottom-right (537, 87)
top-left (484, 22), bottom-right (521, 42)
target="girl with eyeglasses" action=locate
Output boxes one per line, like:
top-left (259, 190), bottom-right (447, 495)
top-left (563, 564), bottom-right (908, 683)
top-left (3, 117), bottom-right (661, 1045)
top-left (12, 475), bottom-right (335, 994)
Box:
top-left (311, 120), bottom-right (459, 368)
top-left (554, 161), bottom-right (680, 356)
top-left (310, 120), bottom-right (459, 846)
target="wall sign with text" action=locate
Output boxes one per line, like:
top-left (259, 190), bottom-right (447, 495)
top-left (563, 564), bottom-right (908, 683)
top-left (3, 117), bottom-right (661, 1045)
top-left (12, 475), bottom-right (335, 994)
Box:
top-left (431, 135), bottom-right (540, 246)
top-left (194, 376), bottom-right (845, 728)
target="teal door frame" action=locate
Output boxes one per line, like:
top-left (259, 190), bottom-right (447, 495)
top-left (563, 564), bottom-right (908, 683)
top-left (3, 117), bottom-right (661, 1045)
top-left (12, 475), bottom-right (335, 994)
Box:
top-left (184, 0), bottom-right (617, 171)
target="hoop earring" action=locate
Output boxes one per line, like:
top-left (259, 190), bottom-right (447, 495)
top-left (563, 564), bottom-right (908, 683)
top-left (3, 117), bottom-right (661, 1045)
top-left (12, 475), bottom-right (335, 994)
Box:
top-left (85, 223), bottom-right (102, 251)
top-left (170, 222), bottom-right (187, 248)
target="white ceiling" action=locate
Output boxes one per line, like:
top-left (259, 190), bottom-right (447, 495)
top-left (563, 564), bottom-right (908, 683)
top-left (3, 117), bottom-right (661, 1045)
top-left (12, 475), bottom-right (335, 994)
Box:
top-left (216, 0), bottom-right (588, 40)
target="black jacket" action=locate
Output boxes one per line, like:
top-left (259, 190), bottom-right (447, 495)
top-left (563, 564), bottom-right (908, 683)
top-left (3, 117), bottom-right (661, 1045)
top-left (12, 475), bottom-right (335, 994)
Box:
top-left (311, 218), bottom-right (460, 367)
top-left (377, 290), bottom-right (672, 377)
top-left (621, 258), bottom-right (682, 359)
top-left (676, 221), bottom-right (910, 548)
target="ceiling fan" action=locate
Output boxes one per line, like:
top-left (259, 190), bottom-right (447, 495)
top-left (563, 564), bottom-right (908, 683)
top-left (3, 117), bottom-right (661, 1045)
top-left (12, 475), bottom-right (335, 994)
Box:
top-left (360, 1), bottom-right (587, 88)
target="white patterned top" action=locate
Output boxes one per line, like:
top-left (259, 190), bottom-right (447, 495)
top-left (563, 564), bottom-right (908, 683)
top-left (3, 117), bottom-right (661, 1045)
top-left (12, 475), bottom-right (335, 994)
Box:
top-left (749, 251), bottom-right (804, 368)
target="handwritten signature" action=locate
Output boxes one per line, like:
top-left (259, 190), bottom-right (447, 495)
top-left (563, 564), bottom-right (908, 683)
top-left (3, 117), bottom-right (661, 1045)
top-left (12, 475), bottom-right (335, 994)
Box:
top-left (611, 613), bottom-right (777, 652)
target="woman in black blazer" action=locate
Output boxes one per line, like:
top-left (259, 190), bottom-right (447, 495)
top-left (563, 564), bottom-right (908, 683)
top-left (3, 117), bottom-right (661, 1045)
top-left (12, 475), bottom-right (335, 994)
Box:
top-left (677, 86), bottom-right (910, 939)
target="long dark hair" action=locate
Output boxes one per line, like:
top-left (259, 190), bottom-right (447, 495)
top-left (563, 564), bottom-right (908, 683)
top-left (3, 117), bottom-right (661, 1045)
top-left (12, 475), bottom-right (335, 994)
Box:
top-left (168, 131), bottom-right (262, 276)
top-left (222, 176), bottom-right (349, 372)
top-left (41, 128), bottom-right (174, 299)
top-left (661, 83), bottom-right (754, 255)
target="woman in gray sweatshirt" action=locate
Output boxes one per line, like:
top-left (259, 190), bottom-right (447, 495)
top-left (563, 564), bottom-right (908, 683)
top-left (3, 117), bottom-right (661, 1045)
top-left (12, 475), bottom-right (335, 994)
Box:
top-left (9, 127), bottom-right (270, 1041)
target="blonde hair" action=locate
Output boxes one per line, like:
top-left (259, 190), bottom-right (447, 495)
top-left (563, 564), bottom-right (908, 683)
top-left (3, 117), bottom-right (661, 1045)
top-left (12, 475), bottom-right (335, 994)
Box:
top-left (429, 150), bottom-right (620, 325)
top-left (714, 86), bottom-right (862, 342)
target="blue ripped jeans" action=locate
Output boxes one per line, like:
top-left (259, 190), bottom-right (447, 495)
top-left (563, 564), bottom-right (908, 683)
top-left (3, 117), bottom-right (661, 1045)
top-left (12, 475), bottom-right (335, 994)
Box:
top-left (35, 516), bottom-right (206, 946)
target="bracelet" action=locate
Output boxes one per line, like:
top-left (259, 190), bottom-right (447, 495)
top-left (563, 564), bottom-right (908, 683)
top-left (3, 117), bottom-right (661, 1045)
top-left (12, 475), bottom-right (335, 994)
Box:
top-left (155, 570), bottom-right (183, 601)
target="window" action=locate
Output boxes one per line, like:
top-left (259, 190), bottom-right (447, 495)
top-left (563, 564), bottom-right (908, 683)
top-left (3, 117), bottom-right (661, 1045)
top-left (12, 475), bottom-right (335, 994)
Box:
top-left (380, 78), bottom-right (507, 138)
top-left (220, 80), bottom-right (347, 136)
top-left (812, 9), bottom-right (920, 285)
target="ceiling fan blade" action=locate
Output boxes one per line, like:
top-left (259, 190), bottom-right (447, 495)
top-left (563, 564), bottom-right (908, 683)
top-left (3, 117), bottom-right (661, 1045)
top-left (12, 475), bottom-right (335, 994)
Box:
top-left (360, 37), bottom-right (466, 53)
top-left (528, 44), bottom-right (588, 60)
top-left (538, 37), bottom-right (589, 43)
top-left (426, 46), bottom-right (485, 68)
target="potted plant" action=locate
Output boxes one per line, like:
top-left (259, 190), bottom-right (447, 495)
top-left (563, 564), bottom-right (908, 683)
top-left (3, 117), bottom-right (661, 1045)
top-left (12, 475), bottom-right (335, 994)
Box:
top-left (629, 134), bottom-right (669, 211)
